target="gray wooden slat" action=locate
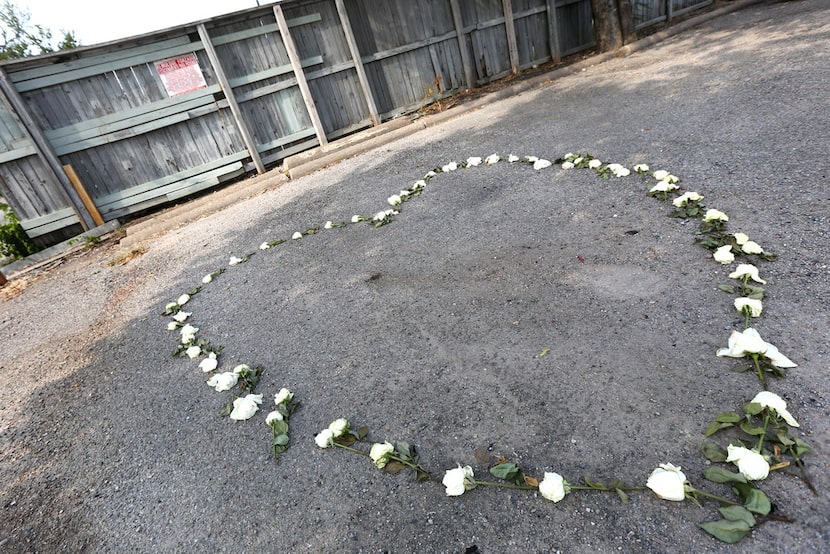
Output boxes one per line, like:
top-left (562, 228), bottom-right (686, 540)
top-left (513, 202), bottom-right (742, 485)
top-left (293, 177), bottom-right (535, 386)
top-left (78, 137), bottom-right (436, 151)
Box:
top-left (210, 14), bottom-right (323, 47)
top-left (227, 56), bottom-right (323, 88)
top-left (0, 145), bottom-right (35, 163)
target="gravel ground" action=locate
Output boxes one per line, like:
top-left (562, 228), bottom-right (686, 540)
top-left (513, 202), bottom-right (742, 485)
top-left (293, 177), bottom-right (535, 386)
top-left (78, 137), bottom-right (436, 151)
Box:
top-left (1, 0), bottom-right (828, 552)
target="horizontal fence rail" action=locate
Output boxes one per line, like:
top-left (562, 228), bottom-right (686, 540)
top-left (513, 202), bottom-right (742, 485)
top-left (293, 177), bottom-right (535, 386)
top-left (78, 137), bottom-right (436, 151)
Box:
top-left (0, 0), bottom-right (602, 244)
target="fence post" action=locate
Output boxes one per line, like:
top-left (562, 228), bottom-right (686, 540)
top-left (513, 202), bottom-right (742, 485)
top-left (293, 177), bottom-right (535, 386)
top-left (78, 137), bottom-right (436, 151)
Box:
top-left (667, 0), bottom-right (675, 21)
top-left (197, 24), bottom-right (266, 175)
top-left (0, 68), bottom-right (96, 231)
top-left (449, 0), bottom-right (475, 89)
top-left (274, 4), bottom-right (329, 148)
top-left (546, 0), bottom-right (562, 63)
top-left (502, 0), bottom-right (520, 75)
top-left (335, 0), bottom-right (380, 127)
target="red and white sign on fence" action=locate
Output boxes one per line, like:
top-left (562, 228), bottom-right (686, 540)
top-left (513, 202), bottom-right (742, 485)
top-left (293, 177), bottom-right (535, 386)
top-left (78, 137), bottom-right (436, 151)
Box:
top-left (155, 53), bottom-right (208, 97)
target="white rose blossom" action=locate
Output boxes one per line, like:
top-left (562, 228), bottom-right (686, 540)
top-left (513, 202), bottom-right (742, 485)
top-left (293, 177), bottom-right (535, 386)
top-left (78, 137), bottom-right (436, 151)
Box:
top-left (442, 465), bottom-right (476, 496)
top-left (533, 159), bottom-right (552, 170)
top-left (750, 391), bottom-right (799, 427)
top-left (274, 387), bottom-right (293, 405)
top-left (652, 170), bottom-right (670, 181)
top-left (180, 324), bottom-right (198, 343)
top-left (328, 418), bottom-right (350, 437)
top-left (232, 364), bottom-right (250, 376)
top-left (734, 297), bottom-right (763, 317)
top-left (166, 321), bottom-right (178, 331)
top-left (561, 161), bottom-right (575, 170)
top-left (207, 371), bottom-right (238, 392)
top-left (485, 154), bottom-right (500, 165)
top-left (291, 232), bottom-right (303, 240)
top-left (177, 294), bottom-right (190, 306)
top-left (387, 194), bottom-right (402, 206)
top-left (259, 242), bottom-right (270, 250)
top-left (315, 428), bottom-right (334, 448)
top-left (633, 164), bottom-right (649, 172)
top-left (726, 445), bottom-right (770, 480)
top-left (734, 232), bottom-right (750, 245)
top-left (717, 327), bottom-right (797, 368)
top-left (165, 301), bottom-right (178, 313)
top-left (703, 209), bottom-right (729, 222)
top-left (199, 352), bottom-right (218, 372)
top-left (508, 154), bottom-right (519, 163)
top-left (672, 191), bottom-right (703, 207)
top-left (646, 463), bottom-right (687, 501)
top-left (185, 345), bottom-right (202, 359)
top-left (202, 273), bottom-right (213, 284)
top-left (229, 256), bottom-right (244, 266)
top-left (369, 441), bottom-right (395, 468)
top-left (265, 410), bottom-right (283, 425)
top-left (441, 162), bottom-right (458, 172)
top-left (713, 244), bottom-right (735, 264)
top-left (573, 157), bottom-right (583, 165)
top-left (324, 221), bottom-right (334, 229)
top-left (588, 159), bottom-right (602, 169)
top-left (351, 215), bottom-right (364, 223)
top-left (742, 240), bottom-right (764, 255)
top-left (538, 472), bottom-right (568, 502)
top-left (172, 311), bottom-right (191, 323)
top-left (229, 394), bottom-right (263, 421)
top-left (466, 156), bottom-right (482, 166)
top-left (650, 181), bottom-right (678, 193)
top-left (729, 263), bottom-right (766, 284)
top-left (607, 163), bottom-right (630, 177)
top-left (524, 156), bottom-right (539, 163)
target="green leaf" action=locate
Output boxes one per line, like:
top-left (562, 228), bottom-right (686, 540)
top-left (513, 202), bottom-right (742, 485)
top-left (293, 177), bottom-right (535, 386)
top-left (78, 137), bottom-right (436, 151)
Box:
top-left (616, 488), bottom-right (629, 504)
top-left (701, 442), bottom-right (728, 462)
top-left (218, 398), bottom-right (234, 417)
top-left (717, 284), bottom-right (737, 294)
top-left (271, 420), bottom-right (288, 435)
top-left (774, 430), bottom-right (795, 447)
top-left (357, 425), bottom-right (369, 439)
top-left (273, 434), bottom-right (289, 446)
top-left (699, 519), bottom-right (752, 543)
top-left (794, 437), bottom-right (812, 456)
top-left (396, 441), bottom-right (411, 460)
top-left (744, 402), bottom-right (764, 416)
top-left (716, 412), bottom-right (742, 423)
top-left (705, 421), bottom-right (734, 437)
top-left (740, 420), bottom-right (766, 436)
top-left (743, 488), bottom-right (771, 515)
top-left (383, 460), bottom-right (406, 474)
top-left (719, 505), bottom-right (756, 527)
top-left (490, 463), bottom-right (520, 482)
top-left (703, 467), bottom-right (747, 484)
top-left (584, 476), bottom-right (606, 489)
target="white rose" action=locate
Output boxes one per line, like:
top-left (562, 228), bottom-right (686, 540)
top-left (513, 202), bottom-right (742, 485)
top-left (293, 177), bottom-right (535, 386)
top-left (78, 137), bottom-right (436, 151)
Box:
top-left (274, 387), bottom-right (293, 405)
top-left (199, 353), bottom-right (218, 373)
top-left (387, 194), bottom-right (402, 206)
top-left (328, 418), bottom-right (349, 437)
top-left (588, 159), bottom-right (601, 169)
top-left (646, 463), bottom-right (687, 501)
top-left (202, 273), bottom-right (213, 284)
top-left (633, 164), bottom-right (649, 172)
top-left (533, 159), bottom-right (552, 170)
top-left (442, 465), bottom-right (476, 496)
top-left (524, 156), bottom-right (539, 163)
top-left (165, 302), bottom-right (179, 312)
top-left (750, 391), bottom-right (799, 427)
top-left (703, 209), bottom-right (729, 222)
top-left (742, 241), bottom-right (764, 255)
top-left (259, 242), bottom-right (270, 250)
top-left (207, 371), bottom-right (238, 392)
top-left (166, 321), bottom-right (178, 331)
top-left (292, 232), bottom-right (302, 240)
top-left (315, 428), bottom-right (334, 448)
top-left (485, 154), bottom-right (500, 165)
top-left (413, 179), bottom-right (426, 189)
top-left (734, 297), bottom-right (763, 317)
top-left (466, 156), bottom-right (482, 166)
top-left (229, 256), bottom-right (244, 266)
top-left (265, 410), bottom-right (283, 425)
top-left (726, 445), bottom-right (769, 480)
top-left (653, 170), bottom-right (669, 181)
top-left (232, 364), bottom-right (250, 376)
top-left (185, 345), bottom-right (202, 359)
top-left (561, 161), bottom-right (575, 170)
top-left (324, 221), bottom-right (334, 229)
top-left (177, 294), bottom-right (190, 306)
top-left (229, 394), bottom-right (263, 421)
top-left (538, 472), bottom-right (567, 502)
top-left (733, 232), bottom-right (750, 245)
top-left (172, 311), bottom-right (191, 323)
top-left (351, 215), bottom-right (363, 223)
top-left (424, 171), bottom-right (436, 179)
top-left (672, 191), bottom-right (703, 207)
top-left (441, 162), bottom-right (457, 172)
top-left (650, 181), bottom-right (678, 193)
top-left (573, 157), bottom-right (583, 165)
top-left (716, 328), bottom-right (796, 368)
top-left (664, 174), bottom-right (679, 184)
top-left (369, 441), bottom-right (395, 468)
top-left (508, 154), bottom-right (519, 163)
top-left (713, 244), bottom-right (735, 264)
top-left (729, 263), bottom-right (766, 284)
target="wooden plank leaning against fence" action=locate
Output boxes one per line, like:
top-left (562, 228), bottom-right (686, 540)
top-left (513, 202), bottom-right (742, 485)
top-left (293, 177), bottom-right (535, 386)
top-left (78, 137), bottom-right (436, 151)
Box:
top-left (0, 0), bottom-right (600, 247)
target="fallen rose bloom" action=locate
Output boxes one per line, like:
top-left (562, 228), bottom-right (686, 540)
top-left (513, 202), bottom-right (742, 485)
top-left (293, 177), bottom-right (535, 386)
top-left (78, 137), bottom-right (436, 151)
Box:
top-left (726, 445), bottom-right (769, 480)
top-left (646, 463), bottom-right (687, 501)
top-left (442, 465), bottom-right (476, 496)
top-left (538, 472), bottom-right (568, 502)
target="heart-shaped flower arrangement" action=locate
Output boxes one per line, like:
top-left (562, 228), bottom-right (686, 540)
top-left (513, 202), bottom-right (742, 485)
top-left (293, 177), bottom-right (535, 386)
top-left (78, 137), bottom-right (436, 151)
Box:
top-left (162, 152), bottom-right (811, 544)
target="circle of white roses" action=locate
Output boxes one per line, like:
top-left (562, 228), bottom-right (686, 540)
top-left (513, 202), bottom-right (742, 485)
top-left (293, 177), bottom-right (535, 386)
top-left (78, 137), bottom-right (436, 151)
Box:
top-left (163, 152), bottom-right (806, 544)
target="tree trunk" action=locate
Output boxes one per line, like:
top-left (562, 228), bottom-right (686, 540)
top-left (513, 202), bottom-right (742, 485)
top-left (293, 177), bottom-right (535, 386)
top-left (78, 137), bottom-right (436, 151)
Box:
top-left (617, 0), bottom-right (636, 44)
top-left (590, 0), bottom-right (624, 52)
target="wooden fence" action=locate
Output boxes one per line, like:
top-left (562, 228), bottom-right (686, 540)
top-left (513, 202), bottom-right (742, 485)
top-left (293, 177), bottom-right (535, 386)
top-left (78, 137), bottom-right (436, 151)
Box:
top-left (631, 0), bottom-right (713, 29)
top-left (0, 0), bottom-right (598, 245)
